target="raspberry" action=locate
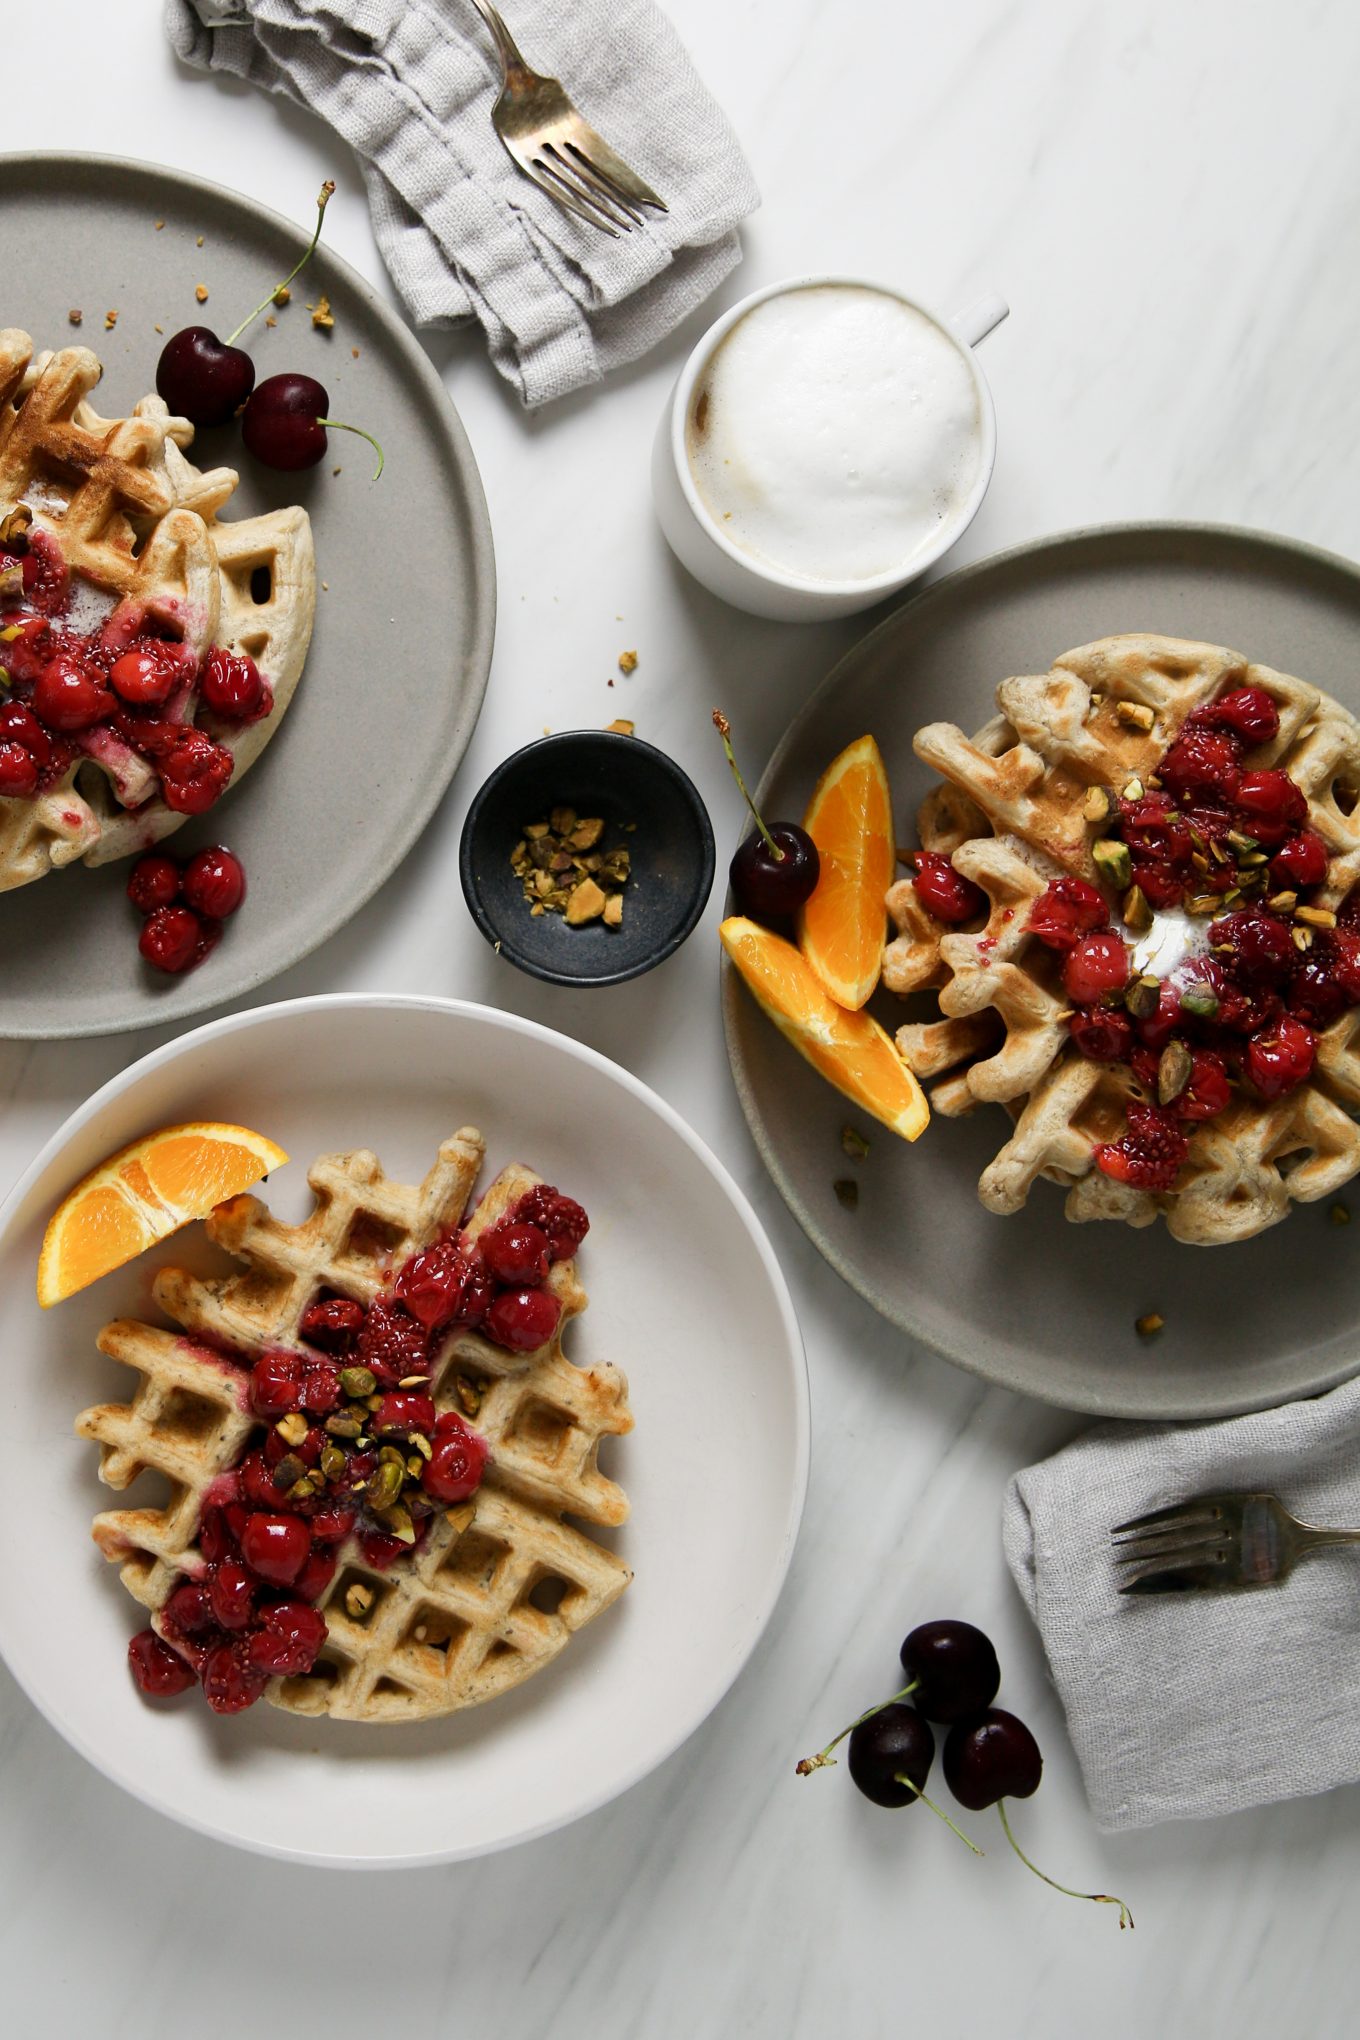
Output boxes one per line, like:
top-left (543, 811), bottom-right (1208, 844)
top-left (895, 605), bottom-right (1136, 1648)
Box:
top-left (1094, 1103), bottom-right (1189, 1192)
top-left (1062, 930), bottom-right (1129, 1006)
top-left (509, 1186), bottom-right (590, 1261)
top-left (201, 1640), bottom-right (269, 1714)
top-left (355, 1295), bottom-right (430, 1385)
top-left (1028, 878), bottom-right (1107, 953)
top-left (299, 1296), bottom-right (366, 1353)
top-left (158, 726), bottom-right (234, 814)
top-left (1269, 832), bottom-right (1329, 891)
top-left (911, 851), bottom-right (986, 924)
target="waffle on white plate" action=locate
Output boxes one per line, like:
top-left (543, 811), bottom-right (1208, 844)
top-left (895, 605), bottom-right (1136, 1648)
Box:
top-left (77, 1129), bottom-right (633, 1723)
top-left (0, 327), bottom-right (314, 890)
top-left (886, 633), bottom-right (1360, 1244)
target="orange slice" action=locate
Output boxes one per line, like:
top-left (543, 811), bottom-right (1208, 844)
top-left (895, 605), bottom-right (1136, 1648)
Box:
top-left (798, 733), bottom-right (895, 1011)
top-left (722, 916), bottom-right (928, 1140)
top-left (37, 1121), bottom-right (289, 1308)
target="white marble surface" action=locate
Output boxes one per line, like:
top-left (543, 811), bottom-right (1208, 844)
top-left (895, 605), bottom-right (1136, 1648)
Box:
top-left (3, 1), bottom-right (1360, 2033)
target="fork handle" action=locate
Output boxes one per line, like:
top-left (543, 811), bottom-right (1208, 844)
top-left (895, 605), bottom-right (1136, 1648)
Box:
top-left (463, 0), bottom-right (534, 84)
top-left (1297, 1524), bottom-right (1360, 1555)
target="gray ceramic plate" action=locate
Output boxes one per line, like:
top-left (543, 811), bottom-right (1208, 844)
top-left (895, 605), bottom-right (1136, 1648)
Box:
top-left (0, 153), bottom-right (495, 1038)
top-left (724, 523), bottom-right (1360, 1419)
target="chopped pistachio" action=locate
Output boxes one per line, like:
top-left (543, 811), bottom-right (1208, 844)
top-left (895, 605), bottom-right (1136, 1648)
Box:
top-left (1125, 975), bottom-right (1161, 1021)
top-left (375, 1501), bottom-right (416, 1544)
top-left (1135, 1312), bottom-right (1165, 1338)
top-left (1157, 1038), bottom-right (1193, 1106)
top-left (1226, 830), bottom-right (1259, 853)
top-left (833, 1178), bottom-right (859, 1210)
top-left (1092, 838), bottom-right (1132, 889)
top-left (310, 292), bottom-right (335, 330)
top-left (340, 1365), bottom-right (376, 1399)
top-left (325, 1411), bottom-right (363, 1439)
top-left (1187, 893), bottom-right (1220, 915)
top-left (549, 805), bottom-right (577, 835)
top-left (1179, 983), bottom-right (1220, 1020)
top-left (344, 1582), bottom-right (374, 1618)
top-left (1082, 785), bottom-right (1112, 824)
top-left (1267, 891), bottom-right (1298, 913)
top-left (397, 1374), bottom-right (430, 1389)
top-left (603, 893), bottom-right (623, 928)
top-left (368, 1460), bottom-right (405, 1511)
top-left (320, 1445), bottom-right (347, 1482)
top-left (1122, 777), bottom-right (1145, 802)
top-left (618, 649), bottom-right (638, 674)
top-left (1122, 884), bottom-right (1152, 933)
top-left (409, 1431), bottom-right (433, 1460)
top-left (605, 717), bottom-right (636, 735)
top-left (1293, 925), bottom-right (1314, 952)
top-left (1115, 701), bottom-right (1156, 732)
top-left (274, 1453), bottom-right (306, 1489)
top-left (565, 876), bottom-right (608, 925)
top-left (1331, 1203), bottom-right (1351, 1226)
top-left (841, 1125), bottom-right (871, 1162)
top-left (569, 817), bottom-right (605, 851)
top-left (275, 1411), bottom-right (308, 1446)
top-left (1296, 906), bottom-right (1338, 929)
top-left (0, 562), bottom-right (25, 604)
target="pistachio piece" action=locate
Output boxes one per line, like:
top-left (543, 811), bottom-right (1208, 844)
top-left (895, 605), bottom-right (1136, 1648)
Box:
top-left (1296, 905), bottom-right (1338, 929)
top-left (0, 504), bottom-right (32, 548)
top-left (375, 1501), bottom-right (416, 1545)
top-left (1092, 838), bottom-right (1132, 889)
top-left (1267, 891), bottom-right (1298, 912)
top-left (409, 1431), bottom-right (433, 1460)
top-left (524, 821), bottom-right (550, 840)
top-left (1135, 1312), bottom-right (1165, 1338)
top-left (1157, 1038), bottom-right (1193, 1106)
top-left (1082, 785), bottom-right (1112, 824)
top-left (287, 1475), bottom-right (320, 1503)
top-left (367, 1460), bottom-right (405, 1511)
top-left (1187, 893), bottom-right (1220, 915)
top-left (320, 1445), bottom-right (347, 1482)
top-left (1331, 1203), bottom-right (1351, 1226)
top-left (1293, 925), bottom-right (1314, 951)
top-left (569, 817), bottom-right (605, 851)
top-left (1115, 701), bottom-right (1156, 732)
top-left (1226, 829), bottom-right (1259, 853)
top-left (0, 562), bottom-right (24, 604)
top-left (344, 1582), bottom-right (374, 1618)
top-left (325, 1412), bottom-right (363, 1439)
top-left (406, 1455), bottom-right (425, 1479)
top-left (1122, 884), bottom-right (1152, 933)
top-left (275, 1411), bottom-right (309, 1447)
top-left (1122, 777), bottom-right (1145, 802)
top-left (1178, 983), bottom-right (1220, 1020)
top-left (397, 1374), bottom-right (430, 1388)
top-left (566, 876), bottom-right (608, 926)
top-left (549, 805), bottom-right (577, 835)
top-left (841, 1125), bottom-right (871, 1161)
top-left (1125, 975), bottom-right (1161, 1021)
top-left (274, 1453), bottom-right (307, 1490)
top-left (340, 1365), bottom-right (376, 1399)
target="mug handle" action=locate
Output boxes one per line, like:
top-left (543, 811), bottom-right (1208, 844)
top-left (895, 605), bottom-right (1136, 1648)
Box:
top-left (949, 293), bottom-right (1009, 349)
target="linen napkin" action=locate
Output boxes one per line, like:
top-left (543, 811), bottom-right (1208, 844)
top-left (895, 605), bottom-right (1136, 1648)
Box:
top-left (1004, 1373), bottom-right (1360, 1830)
top-left (165, 0), bottom-right (758, 407)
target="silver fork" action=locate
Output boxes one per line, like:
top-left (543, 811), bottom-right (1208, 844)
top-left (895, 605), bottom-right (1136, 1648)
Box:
top-left (463, 0), bottom-right (668, 236)
top-left (1111, 1491), bottom-right (1360, 1594)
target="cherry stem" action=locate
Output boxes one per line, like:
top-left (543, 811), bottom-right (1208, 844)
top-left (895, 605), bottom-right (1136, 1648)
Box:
top-left (896, 1774), bottom-right (986, 1855)
top-left (996, 1801), bottom-right (1134, 1930)
top-left (318, 421), bottom-right (385, 481)
top-left (795, 1679), bottom-right (919, 1774)
top-left (712, 708), bottom-right (785, 862)
top-left (225, 180), bottom-right (336, 347)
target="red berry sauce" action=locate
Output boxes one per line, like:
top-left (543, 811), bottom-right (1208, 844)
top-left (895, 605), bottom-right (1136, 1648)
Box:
top-left (127, 844), bottom-right (245, 976)
top-left (127, 1178), bottom-right (590, 1713)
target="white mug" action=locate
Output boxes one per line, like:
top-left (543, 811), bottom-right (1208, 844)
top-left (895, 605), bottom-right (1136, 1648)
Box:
top-left (650, 276), bottom-right (1008, 622)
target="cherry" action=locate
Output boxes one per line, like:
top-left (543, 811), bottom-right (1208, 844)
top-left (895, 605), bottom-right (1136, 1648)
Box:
top-left (158, 726), bottom-right (234, 814)
top-left (1234, 769), bottom-right (1308, 833)
top-left (1062, 930), bottom-right (1129, 1005)
top-left (1245, 1013), bottom-right (1316, 1099)
top-left (479, 1219), bottom-right (551, 1287)
top-left (943, 1708), bottom-right (1041, 1810)
top-left (300, 1365), bottom-right (341, 1415)
top-left (127, 853), bottom-right (181, 915)
top-left (510, 1186), bottom-right (590, 1260)
top-left (394, 1241), bottom-right (492, 1332)
top-left (243, 372), bottom-right (384, 477)
top-left (484, 1285), bottom-right (562, 1352)
top-left (207, 1557), bottom-right (257, 1632)
top-left (128, 1628), bottom-right (196, 1697)
top-left (1331, 929), bottom-right (1360, 1002)
top-left (1068, 1009), bottom-right (1133, 1061)
top-left (156, 180), bottom-right (335, 425)
top-left (912, 850), bottom-right (986, 924)
top-left (299, 1296), bottom-right (366, 1353)
top-left (1027, 877), bottom-right (1107, 952)
top-left (293, 1548), bottom-right (338, 1602)
top-left (1134, 979), bottom-right (1185, 1052)
top-left (373, 1390), bottom-right (437, 1436)
top-left (712, 708), bottom-right (820, 918)
top-left (138, 904), bottom-right (209, 974)
top-left (162, 1582), bottom-right (216, 1639)
top-left (1269, 831), bottom-right (1329, 890)
top-left (1208, 907), bottom-right (1295, 988)
top-left (249, 1348), bottom-right (303, 1417)
top-left (201, 1640), bottom-right (269, 1714)
top-left (0, 701), bottom-right (51, 766)
top-left (32, 653), bottom-right (114, 731)
top-left (1173, 1047), bottom-right (1232, 1121)
top-left (108, 642), bottom-right (192, 707)
top-left (1157, 725), bottom-right (1241, 801)
top-left (847, 1703), bottom-right (936, 1808)
top-left (201, 646), bottom-right (272, 723)
top-left (240, 1513), bottom-right (312, 1587)
top-left (182, 844), bottom-right (246, 918)
top-left (1095, 1101), bottom-right (1188, 1192)
top-left (240, 1448), bottom-right (286, 1509)
top-left (422, 1418), bottom-right (490, 1504)
top-left (1289, 955), bottom-right (1350, 1030)
top-left (0, 742), bottom-right (37, 796)
top-left (899, 1620), bottom-right (1002, 1724)
top-left (246, 1601), bottom-right (327, 1677)
top-left (1195, 685), bottom-right (1280, 744)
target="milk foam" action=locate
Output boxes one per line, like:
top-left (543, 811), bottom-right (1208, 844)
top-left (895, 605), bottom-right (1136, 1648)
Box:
top-left (685, 286), bottom-right (984, 586)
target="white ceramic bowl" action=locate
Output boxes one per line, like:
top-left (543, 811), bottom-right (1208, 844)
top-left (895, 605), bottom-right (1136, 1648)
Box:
top-left (651, 275), bottom-right (1008, 621)
top-left (0, 995), bottom-right (809, 1867)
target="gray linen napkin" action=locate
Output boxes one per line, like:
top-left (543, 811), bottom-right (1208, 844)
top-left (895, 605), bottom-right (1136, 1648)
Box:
top-left (165, 0), bottom-right (758, 407)
top-left (1004, 1374), bottom-right (1360, 1830)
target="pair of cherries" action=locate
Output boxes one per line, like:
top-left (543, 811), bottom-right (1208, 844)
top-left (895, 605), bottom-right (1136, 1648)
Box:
top-left (156, 181), bottom-right (382, 478)
top-left (798, 1619), bottom-right (1133, 1931)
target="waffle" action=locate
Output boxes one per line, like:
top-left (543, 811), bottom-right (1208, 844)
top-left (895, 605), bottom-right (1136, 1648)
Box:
top-left (0, 327), bottom-right (314, 889)
top-left (885, 634), bottom-right (1360, 1243)
top-left (76, 1130), bottom-right (633, 1723)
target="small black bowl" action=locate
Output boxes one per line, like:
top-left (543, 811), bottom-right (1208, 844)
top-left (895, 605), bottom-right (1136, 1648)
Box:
top-left (459, 731), bottom-right (715, 987)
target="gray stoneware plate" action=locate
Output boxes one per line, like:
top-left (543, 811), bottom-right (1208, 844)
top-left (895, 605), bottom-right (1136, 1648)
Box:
top-left (723, 523), bottom-right (1360, 1420)
top-left (0, 153), bottom-right (495, 1039)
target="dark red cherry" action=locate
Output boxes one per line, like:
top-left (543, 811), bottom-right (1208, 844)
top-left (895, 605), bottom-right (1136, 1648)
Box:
top-left (900, 1620), bottom-right (1002, 1724)
top-left (847, 1703), bottom-right (936, 1808)
top-left (943, 1708), bottom-right (1043, 1810)
top-left (156, 327), bottom-right (257, 427)
top-left (0, 742), bottom-right (38, 796)
top-left (138, 904), bottom-right (207, 974)
top-left (127, 853), bottom-right (181, 915)
top-left (242, 374), bottom-right (384, 477)
top-left (730, 823), bottom-right (820, 918)
top-left (182, 845), bottom-right (246, 919)
top-left (127, 1628), bottom-right (196, 1697)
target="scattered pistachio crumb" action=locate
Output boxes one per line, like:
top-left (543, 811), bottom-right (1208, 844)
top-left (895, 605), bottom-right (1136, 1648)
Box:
top-left (344, 1583), bottom-right (373, 1618)
top-left (311, 293), bottom-right (335, 330)
top-left (154, 219), bottom-right (165, 231)
top-left (1135, 1312), bottom-right (1165, 1338)
top-left (68, 308), bottom-right (82, 327)
top-left (1331, 1203), bottom-right (1351, 1226)
top-left (605, 717), bottom-right (635, 736)
top-left (841, 1125), bottom-right (870, 1161)
top-left (154, 324), bottom-right (163, 334)
top-left (195, 284), bottom-right (209, 303)
top-left (321, 579), bottom-right (329, 590)
top-left (332, 465), bottom-right (342, 476)
top-left (618, 649), bottom-right (638, 674)
top-left (265, 313), bottom-right (277, 328)
top-left (104, 309), bottom-right (118, 330)
top-left (833, 1179), bottom-right (859, 1210)
top-left (351, 345), bottom-right (360, 359)
top-left (1115, 700), bottom-right (1155, 732)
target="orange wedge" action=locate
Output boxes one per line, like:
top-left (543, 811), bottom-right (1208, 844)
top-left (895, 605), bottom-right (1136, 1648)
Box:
top-left (37, 1121), bottom-right (289, 1308)
top-left (798, 733), bottom-right (895, 1012)
top-left (722, 916), bottom-right (929, 1140)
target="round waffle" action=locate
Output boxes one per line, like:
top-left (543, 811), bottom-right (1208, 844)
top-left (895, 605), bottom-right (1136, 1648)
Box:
top-left (886, 633), bottom-right (1360, 1244)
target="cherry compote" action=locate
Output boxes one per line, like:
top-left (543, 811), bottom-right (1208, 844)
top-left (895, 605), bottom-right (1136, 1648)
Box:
top-left (127, 844), bottom-right (246, 975)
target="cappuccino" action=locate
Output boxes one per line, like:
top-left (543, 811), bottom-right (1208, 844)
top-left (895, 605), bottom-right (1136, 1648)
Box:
top-left (685, 284), bottom-right (984, 588)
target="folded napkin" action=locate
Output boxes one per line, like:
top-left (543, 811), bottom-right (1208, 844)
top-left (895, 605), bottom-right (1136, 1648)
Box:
top-left (1004, 1374), bottom-right (1360, 1830)
top-left (165, 0), bottom-right (758, 407)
